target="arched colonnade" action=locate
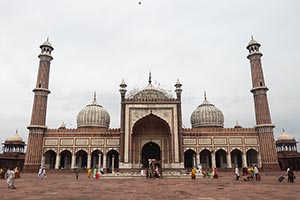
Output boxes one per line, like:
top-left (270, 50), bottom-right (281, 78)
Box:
top-left (184, 148), bottom-right (261, 169)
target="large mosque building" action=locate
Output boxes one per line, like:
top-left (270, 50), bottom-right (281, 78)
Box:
top-left (23, 38), bottom-right (279, 172)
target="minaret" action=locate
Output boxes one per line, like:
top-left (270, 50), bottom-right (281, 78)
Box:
top-left (246, 37), bottom-right (278, 170)
top-left (24, 38), bottom-right (53, 172)
top-left (174, 79), bottom-right (183, 162)
top-left (119, 79), bottom-right (127, 163)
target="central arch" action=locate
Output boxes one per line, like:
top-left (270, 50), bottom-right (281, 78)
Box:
top-left (131, 113), bottom-right (170, 168)
top-left (141, 142), bottom-right (161, 168)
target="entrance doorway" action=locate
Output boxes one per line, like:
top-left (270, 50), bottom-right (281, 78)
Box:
top-left (141, 142), bottom-right (160, 168)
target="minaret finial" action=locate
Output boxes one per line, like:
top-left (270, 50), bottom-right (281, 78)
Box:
top-left (204, 91), bottom-right (207, 100)
top-left (148, 71), bottom-right (152, 84)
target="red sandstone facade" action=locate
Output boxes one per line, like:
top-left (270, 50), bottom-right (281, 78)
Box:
top-left (24, 38), bottom-right (278, 172)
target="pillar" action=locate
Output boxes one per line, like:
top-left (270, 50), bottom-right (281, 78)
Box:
top-left (226, 153), bottom-right (232, 168)
top-left (242, 153), bottom-right (247, 168)
top-left (71, 155), bottom-right (76, 169)
top-left (41, 155), bottom-right (45, 168)
top-left (98, 153), bottom-right (101, 172)
top-left (87, 154), bottom-right (91, 169)
top-left (196, 154), bottom-right (200, 166)
top-left (257, 154), bottom-right (262, 168)
top-left (103, 153), bottom-right (107, 169)
top-left (55, 154), bottom-right (60, 169)
top-left (112, 154), bottom-right (115, 174)
top-left (211, 152), bottom-right (216, 168)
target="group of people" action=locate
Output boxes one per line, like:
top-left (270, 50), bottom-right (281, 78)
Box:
top-left (191, 165), bottom-right (219, 179)
top-left (0, 167), bottom-right (21, 189)
top-left (37, 166), bottom-right (47, 179)
top-left (235, 165), bottom-right (260, 181)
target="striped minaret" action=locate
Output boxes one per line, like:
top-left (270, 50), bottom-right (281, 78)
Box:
top-left (246, 37), bottom-right (278, 171)
top-left (24, 39), bottom-right (53, 172)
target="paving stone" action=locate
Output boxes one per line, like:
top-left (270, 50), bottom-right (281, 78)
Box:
top-left (0, 172), bottom-right (299, 200)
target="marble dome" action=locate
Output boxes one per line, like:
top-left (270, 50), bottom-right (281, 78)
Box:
top-left (191, 95), bottom-right (224, 128)
top-left (6, 130), bottom-right (23, 142)
top-left (277, 130), bottom-right (294, 141)
top-left (77, 95), bottom-right (110, 128)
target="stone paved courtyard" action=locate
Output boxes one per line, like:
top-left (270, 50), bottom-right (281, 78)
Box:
top-left (0, 171), bottom-right (299, 200)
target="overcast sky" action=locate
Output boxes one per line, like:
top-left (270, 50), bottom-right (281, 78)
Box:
top-left (0, 0), bottom-right (299, 148)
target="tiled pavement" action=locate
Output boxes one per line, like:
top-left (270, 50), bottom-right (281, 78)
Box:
top-left (0, 172), bottom-right (299, 200)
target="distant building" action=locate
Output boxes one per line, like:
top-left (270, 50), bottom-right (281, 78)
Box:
top-left (0, 130), bottom-right (25, 171)
top-left (276, 130), bottom-right (300, 171)
top-left (23, 38), bottom-right (279, 172)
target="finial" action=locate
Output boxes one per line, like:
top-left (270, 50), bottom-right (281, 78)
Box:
top-left (251, 35), bottom-right (253, 40)
top-left (148, 71), bottom-right (152, 84)
top-left (16, 128), bottom-right (18, 133)
top-left (47, 37), bottom-right (49, 42)
top-left (93, 91), bottom-right (96, 101)
top-left (282, 128), bottom-right (285, 132)
top-left (204, 91), bottom-right (207, 100)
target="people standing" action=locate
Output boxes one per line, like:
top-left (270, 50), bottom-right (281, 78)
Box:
top-left (93, 167), bottom-right (97, 179)
top-left (38, 166), bottom-right (43, 179)
top-left (87, 168), bottom-right (92, 178)
top-left (288, 168), bottom-right (295, 183)
top-left (254, 165), bottom-right (260, 181)
top-left (191, 167), bottom-right (197, 180)
top-left (41, 168), bottom-right (47, 179)
top-left (213, 168), bottom-right (219, 179)
top-left (235, 166), bottom-right (240, 181)
top-left (197, 164), bottom-right (202, 176)
top-left (6, 168), bottom-right (16, 189)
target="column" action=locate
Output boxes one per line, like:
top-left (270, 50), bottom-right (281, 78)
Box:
top-left (211, 152), bottom-right (216, 168)
top-left (55, 154), bottom-right (60, 169)
top-left (226, 153), bottom-right (232, 168)
top-left (112, 154), bottom-right (115, 174)
top-left (193, 155), bottom-right (196, 167)
top-left (71, 155), bottom-right (76, 169)
top-left (196, 154), bottom-right (200, 166)
top-left (41, 155), bottom-right (45, 168)
top-left (103, 153), bottom-right (107, 170)
top-left (87, 154), bottom-right (91, 169)
top-left (257, 154), bottom-right (262, 168)
top-left (98, 153), bottom-right (101, 172)
top-left (242, 154), bottom-right (247, 168)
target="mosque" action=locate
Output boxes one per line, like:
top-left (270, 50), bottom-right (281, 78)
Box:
top-left (23, 38), bottom-right (280, 173)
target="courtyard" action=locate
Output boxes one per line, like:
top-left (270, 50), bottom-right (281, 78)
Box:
top-left (0, 171), bottom-right (299, 200)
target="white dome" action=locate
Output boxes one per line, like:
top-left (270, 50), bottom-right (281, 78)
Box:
top-left (277, 130), bottom-right (294, 141)
top-left (191, 95), bottom-right (224, 128)
top-left (77, 95), bottom-right (110, 128)
top-left (6, 130), bottom-right (23, 142)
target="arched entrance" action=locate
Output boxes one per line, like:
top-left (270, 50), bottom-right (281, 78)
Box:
top-left (107, 150), bottom-right (119, 173)
top-left (91, 150), bottom-right (103, 169)
top-left (246, 149), bottom-right (258, 167)
top-left (76, 150), bottom-right (87, 168)
top-left (60, 150), bottom-right (72, 169)
top-left (231, 149), bottom-right (242, 168)
top-left (216, 149), bottom-right (227, 168)
top-left (132, 114), bottom-right (170, 168)
top-left (200, 149), bottom-right (212, 169)
top-left (141, 142), bottom-right (161, 168)
top-left (184, 149), bottom-right (196, 168)
top-left (44, 150), bottom-right (56, 169)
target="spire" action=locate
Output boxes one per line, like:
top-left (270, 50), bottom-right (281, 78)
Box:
top-left (148, 71), bottom-right (152, 84)
top-left (204, 91), bottom-right (207, 100)
top-left (92, 92), bottom-right (97, 104)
